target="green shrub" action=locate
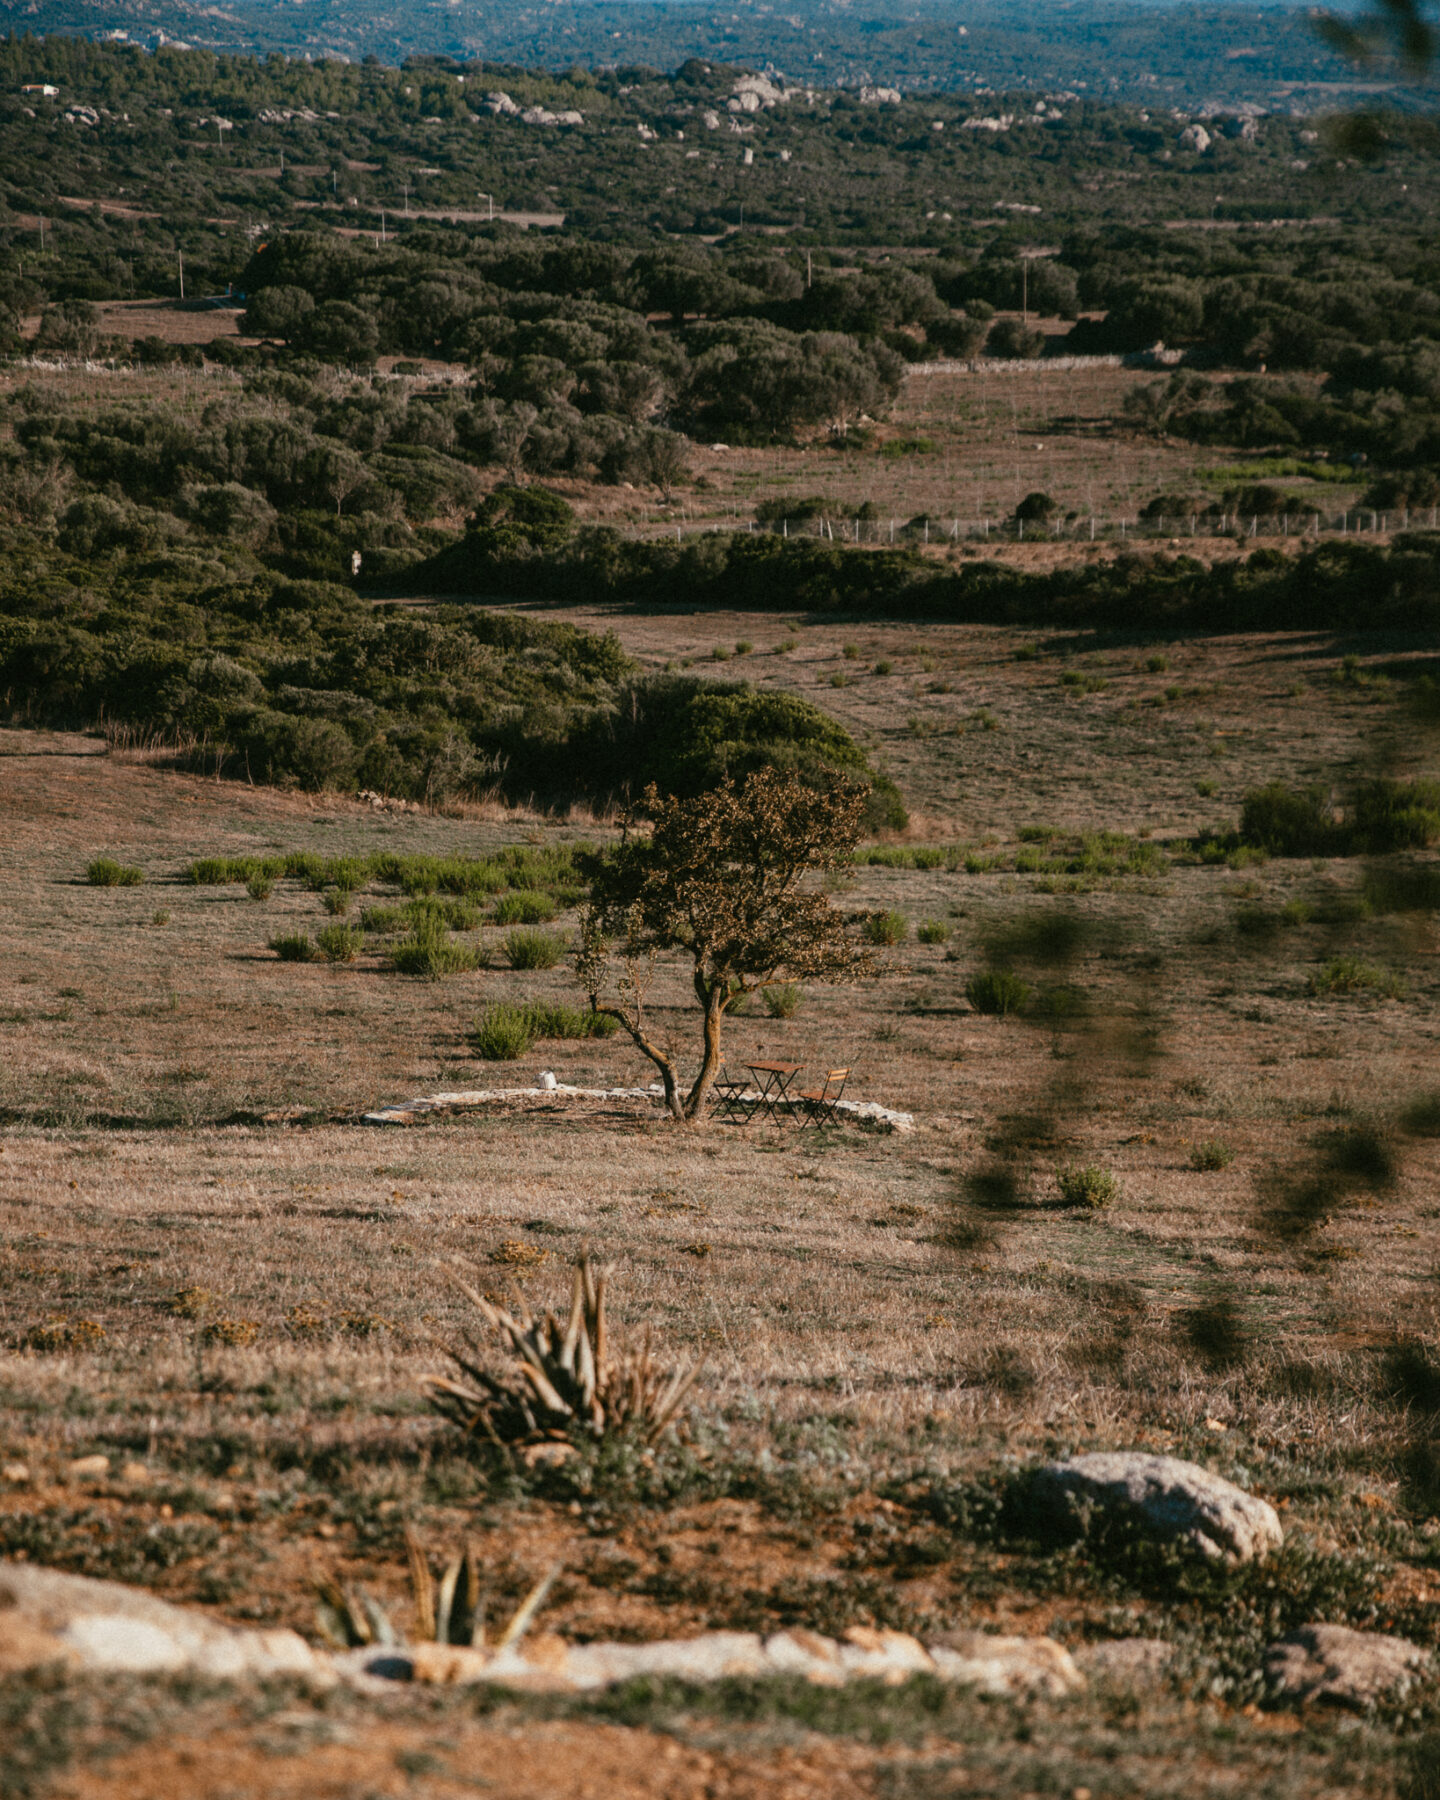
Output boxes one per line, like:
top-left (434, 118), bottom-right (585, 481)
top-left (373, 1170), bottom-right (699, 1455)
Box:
top-left (1190, 1140), bottom-right (1234, 1172)
top-left (186, 857), bottom-right (235, 884)
top-left (1146, 654), bottom-right (1169, 673)
top-left (735, 640), bottom-right (754, 656)
top-left (523, 1002), bottom-right (617, 1040)
top-left (283, 851), bottom-right (328, 886)
top-left (87, 857), bottom-right (143, 887)
top-left (1351, 777), bottom-right (1440, 853)
top-left (316, 923), bottom-right (364, 964)
top-left (391, 913), bottom-right (479, 979)
top-left (506, 928), bottom-right (566, 970)
top-left (1401, 1092), bottom-right (1440, 1136)
top-left (360, 903), bottom-right (407, 934)
top-left (472, 1004), bottom-right (534, 1060)
top-left (246, 874), bottom-right (273, 901)
top-left (1240, 782), bottom-right (1341, 856)
top-left (1056, 1164), bottom-right (1120, 1208)
top-left (917, 919), bottom-right (950, 945)
top-left (322, 886), bottom-right (352, 915)
top-left (762, 981), bottom-right (803, 1019)
top-left (843, 643), bottom-right (860, 660)
top-left (269, 933), bottom-right (321, 963)
top-left (1307, 957), bottom-right (1406, 999)
top-left (874, 660), bottom-right (893, 675)
top-left (495, 890), bottom-right (558, 926)
top-left (966, 968), bottom-right (1030, 1016)
top-left (864, 909), bottom-right (908, 945)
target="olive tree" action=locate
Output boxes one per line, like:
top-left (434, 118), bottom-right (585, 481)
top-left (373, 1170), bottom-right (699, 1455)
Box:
top-left (576, 767), bottom-right (877, 1122)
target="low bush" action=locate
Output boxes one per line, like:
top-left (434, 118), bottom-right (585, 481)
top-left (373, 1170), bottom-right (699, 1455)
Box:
top-left (391, 913), bottom-right (479, 978)
top-left (506, 928), bottom-right (566, 970)
top-left (1056, 1164), bottom-right (1120, 1208)
top-left (1351, 777), bottom-right (1440, 852)
top-left (269, 932), bottom-right (321, 963)
top-left (864, 909), bottom-right (909, 945)
top-left (316, 923), bottom-right (364, 964)
top-left (966, 968), bottom-right (1030, 1016)
top-left (1189, 1140), bottom-right (1235, 1171)
top-left (1240, 782), bottom-right (1341, 857)
top-left (1401, 1092), bottom-right (1440, 1136)
top-left (87, 857), bottom-right (143, 887)
top-left (762, 981), bottom-right (803, 1019)
top-left (1307, 957), bottom-right (1406, 999)
top-left (495, 890), bottom-right (558, 926)
top-left (526, 1002), bottom-right (617, 1040)
top-left (246, 874), bottom-right (273, 901)
top-left (917, 919), bottom-right (950, 945)
top-left (322, 886), bottom-right (353, 916)
top-left (472, 1004), bottom-right (534, 1060)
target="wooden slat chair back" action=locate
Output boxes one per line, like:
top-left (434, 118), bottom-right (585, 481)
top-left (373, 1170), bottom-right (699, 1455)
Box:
top-left (797, 1068), bottom-right (850, 1127)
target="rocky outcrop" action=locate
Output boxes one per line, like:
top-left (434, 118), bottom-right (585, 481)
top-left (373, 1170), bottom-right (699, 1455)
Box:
top-left (0, 1563), bottom-right (329, 1683)
top-left (1265, 1624), bottom-right (1429, 1710)
top-left (1030, 1452), bottom-right (1284, 1563)
top-left (340, 1623), bottom-right (1083, 1695)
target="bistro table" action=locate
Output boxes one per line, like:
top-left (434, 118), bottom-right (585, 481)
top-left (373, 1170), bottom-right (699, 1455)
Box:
top-left (745, 1062), bottom-right (803, 1124)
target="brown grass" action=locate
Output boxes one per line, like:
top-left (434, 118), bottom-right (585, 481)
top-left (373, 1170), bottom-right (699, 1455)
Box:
top-left (1, 622), bottom-right (1437, 1793)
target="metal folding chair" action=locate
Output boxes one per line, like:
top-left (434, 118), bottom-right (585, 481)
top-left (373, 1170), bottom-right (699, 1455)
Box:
top-left (711, 1065), bottom-right (758, 1124)
top-left (797, 1068), bottom-right (850, 1128)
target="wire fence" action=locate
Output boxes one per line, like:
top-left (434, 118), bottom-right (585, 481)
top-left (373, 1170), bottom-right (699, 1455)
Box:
top-left (655, 508), bottom-right (1438, 546)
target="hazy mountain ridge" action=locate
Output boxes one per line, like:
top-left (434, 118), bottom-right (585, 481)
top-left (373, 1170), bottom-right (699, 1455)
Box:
top-left (2, 0), bottom-right (1373, 110)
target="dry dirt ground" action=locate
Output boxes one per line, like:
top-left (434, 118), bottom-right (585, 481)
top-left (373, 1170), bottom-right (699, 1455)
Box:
top-left (1, 619), bottom-right (1438, 1794)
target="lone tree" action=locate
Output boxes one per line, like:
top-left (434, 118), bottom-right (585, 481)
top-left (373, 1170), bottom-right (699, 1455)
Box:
top-left (577, 767), bottom-right (877, 1122)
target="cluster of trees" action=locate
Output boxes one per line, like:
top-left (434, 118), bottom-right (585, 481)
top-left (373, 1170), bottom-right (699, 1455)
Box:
top-left (1124, 367), bottom-right (1440, 493)
top-left (0, 488), bottom-right (901, 817)
top-left (3, 35), bottom-right (1434, 323)
top-left (410, 511), bottom-right (1440, 635)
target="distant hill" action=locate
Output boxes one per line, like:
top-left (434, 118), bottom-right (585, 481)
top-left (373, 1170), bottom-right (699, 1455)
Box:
top-left (1, 0), bottom-right (1379, 112)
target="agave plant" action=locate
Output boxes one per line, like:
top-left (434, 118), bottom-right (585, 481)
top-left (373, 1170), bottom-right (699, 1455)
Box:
top-left (316, 1530), bottom-right (560, 1650)
top-left (423, 1254), bottom-right (700, 1459)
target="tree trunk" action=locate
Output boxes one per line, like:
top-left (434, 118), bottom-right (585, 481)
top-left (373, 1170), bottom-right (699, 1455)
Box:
top-left (682, 979), bottom-right (727, 1121)
top-left (593, 1005), bottom-right (685, 1120)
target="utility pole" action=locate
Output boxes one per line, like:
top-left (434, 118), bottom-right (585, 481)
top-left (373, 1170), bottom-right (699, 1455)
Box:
top-left (332, 167), bottom-right (337, 197)
top-left (479, 191), bottom-right (493, 221)
top-left (1022, 257), bottom-right (1028, 324)
top-left (402, 178), bottom-right (410, 216)
top-left (806, 247), bottom-right (812, 288)
top-left (178, 249), bottom-right (184, 301)
top-left (280, 148), bottom-right (285, 174)
top-left (379, 207), bottom-right (385, 243)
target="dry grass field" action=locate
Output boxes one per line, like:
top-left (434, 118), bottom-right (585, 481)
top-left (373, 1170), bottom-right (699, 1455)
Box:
top-left (2, 610), bottom-right (1438, 1795)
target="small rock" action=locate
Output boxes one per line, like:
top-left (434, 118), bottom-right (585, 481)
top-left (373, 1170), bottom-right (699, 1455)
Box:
top-left (1030, 1452), bottom-right (1283, 1563)
top-left (763, 1628), bottom-right (848, 1685)
top-left (568, 1632), bottom-right (767, 1689)
top-left (538, 1071), bottom-right (558, 1091)
top-left (1265, 1623), bottom-right (1429, 1710)
top-left (1, 1461), bottom-right (30, 1484)
top-left (1074, 1638), bottom-right (1174, 1684)
top-left (118, 1461), bottom-right (149, 1485)
top-left (840, 1626), bottom-right (934, 1683)
top-left (66, 1454), bottom-right (110, 1481)
top-left (929, 1632), bottom-right (1085, 1698)
top-left (403, 1642), bottom-right (494, 1685)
